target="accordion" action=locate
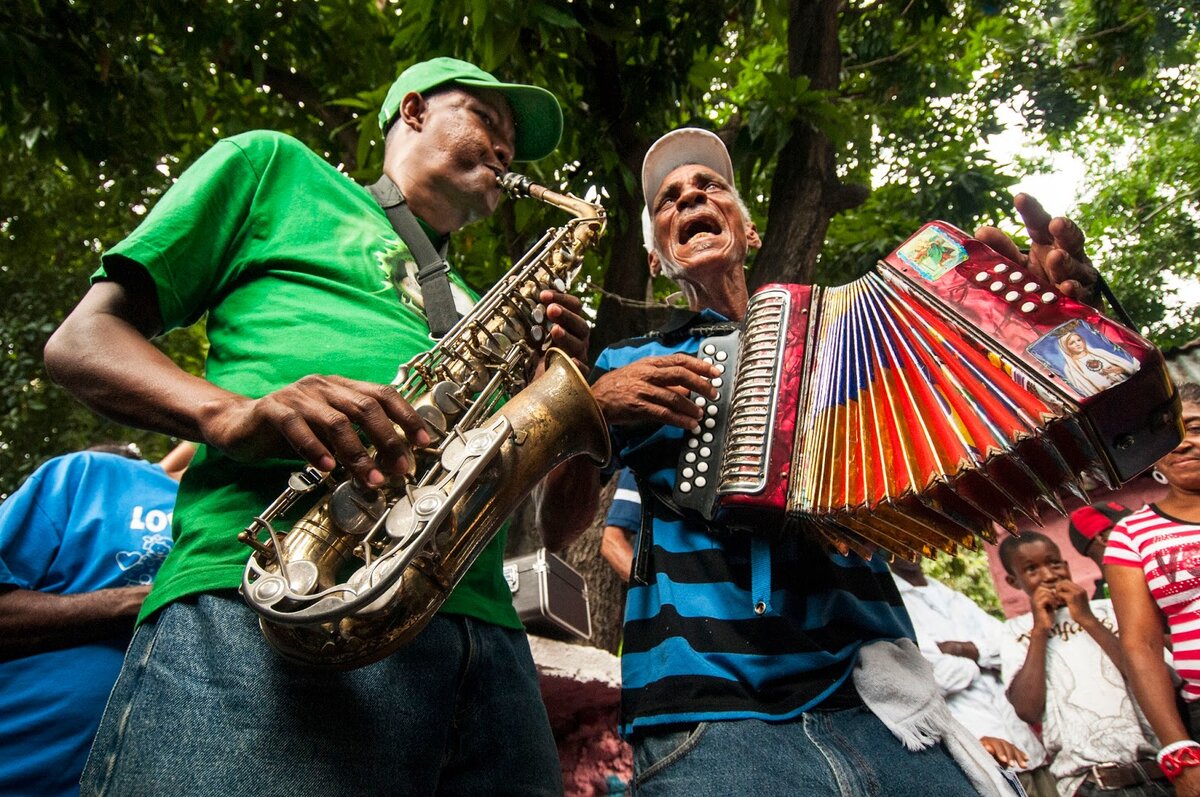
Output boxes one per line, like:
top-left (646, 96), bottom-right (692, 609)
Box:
top-left (673, 221), bottom-right (1182, 559)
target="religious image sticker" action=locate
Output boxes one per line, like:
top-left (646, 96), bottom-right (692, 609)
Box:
top-left (897, 224), bottom-right (968, 281)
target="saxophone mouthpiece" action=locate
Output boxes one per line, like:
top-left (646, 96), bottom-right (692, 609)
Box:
top-left (499, 172), bottom-right (536, 198)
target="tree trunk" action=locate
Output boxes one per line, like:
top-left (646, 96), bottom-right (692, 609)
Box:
top-left (751, 0), bottom-right (867, 289)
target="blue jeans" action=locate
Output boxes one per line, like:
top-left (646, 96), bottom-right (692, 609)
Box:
top-left (632, 708), bottom-right (981, 796)
top-left (81, 593), bottom-right (561, 796)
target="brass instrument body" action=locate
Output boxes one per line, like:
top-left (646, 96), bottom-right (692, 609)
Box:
top-left (240, 174), bottom-right (609, 669)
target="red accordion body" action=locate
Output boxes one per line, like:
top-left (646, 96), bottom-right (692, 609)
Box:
top-left (673, 221), bottom-right (1181, 558)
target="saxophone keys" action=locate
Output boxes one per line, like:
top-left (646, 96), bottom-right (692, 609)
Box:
top-left (329, 481), bottom-right (388, 537)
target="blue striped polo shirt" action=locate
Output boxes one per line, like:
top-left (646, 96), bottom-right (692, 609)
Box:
top-left (593, 309), bottom-right (915, 737)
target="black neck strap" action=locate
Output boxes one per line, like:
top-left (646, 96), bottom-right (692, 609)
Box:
top-left (367, 175), bottom-right (460, 339)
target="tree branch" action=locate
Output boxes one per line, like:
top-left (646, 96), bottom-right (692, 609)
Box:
top-left (1077, 10), bottom-right (1150, 43)
top-left (844, 41), bottom-right (921, 71)
top-left (1131, 183), bottom-right (1200, 234)
top-left (210, 47), bottom-right (360, 169)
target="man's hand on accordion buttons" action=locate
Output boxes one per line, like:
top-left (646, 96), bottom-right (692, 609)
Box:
top-left (540, 288), bottom-right (591, 369)
top-left (590, 354), bottom-right (720, 431)
top-left (197, 376), bottom-right (432, 489)
top-left (975, 193), bottom-right (1101, 307)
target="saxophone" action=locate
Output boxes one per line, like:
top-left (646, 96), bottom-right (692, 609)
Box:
top-left (239, 173), bottom-right (610, 669)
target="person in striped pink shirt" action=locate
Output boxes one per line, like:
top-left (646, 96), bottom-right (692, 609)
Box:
top-left (1106, 381), bottom-right (1200, 795)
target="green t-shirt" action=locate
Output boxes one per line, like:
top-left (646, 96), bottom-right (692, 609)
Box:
top-left (96, 130), bottom-right (520, 630)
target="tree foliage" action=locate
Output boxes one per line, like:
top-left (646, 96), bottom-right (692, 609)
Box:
top-left (2, 0), bottom-right (1197, 507)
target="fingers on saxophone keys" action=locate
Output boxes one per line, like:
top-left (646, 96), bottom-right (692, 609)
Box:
top-left (307, 378), bottom-right (428, 487)
top-left (541, 290), bottom-right (591, 359)
top-left (275, 411), bottom-right (336, 474)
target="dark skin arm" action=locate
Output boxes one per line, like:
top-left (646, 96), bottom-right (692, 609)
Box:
top-left (0, 585), bottom-right (149, 661)
top-left (44, 268), bottom-right (430, 487)
top-left (600, 526), bottom-right (635, 582)
top-left (1007, 585), bottom-right (1057, 724)
top-left (1107, 563), bottom-right (1200, 797)
top-left (937, 640), bottom-right (980, 662)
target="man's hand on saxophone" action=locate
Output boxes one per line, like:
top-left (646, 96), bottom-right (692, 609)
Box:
top-left (196, 376), bottom-right (433, 489)
top-left (539, 287), bottom-right (591, 367)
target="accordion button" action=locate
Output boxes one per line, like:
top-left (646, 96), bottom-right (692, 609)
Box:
top-left (989, 281), bottom-right (1004, 292)
top-left (702, 432), bottom-right (714, 442)
top-left (992, 263), bottom-right (1008, 273)
top-left (716, 351), bottom-right (728, 361)
top-left (712, 377), bottom-right (723, 387)
top-left (682, 467), bottom-right (694, 478)
top-left (698, 462), bottom-right (709, 473)
top-left (696, 396), bottom-right (707, 407)
top-left (974, 272), bottom-right (989, 283)
top-left (704, 418), bottom-right (717, 429)
top-left (716, 364), bottom-right (726, 374)
top-left (703, 357), bottom-right (715, 364)
top-left (700, 447), bottom-right (712, 457)
top-left (1020, 301), bottom-right (1037, 313)
top-left (1008, 271), bottom-right (1024, 283)
top-left (685, 452), bottom-right (697, 463)
top-left (679, 481), bottom-right (692, 493)
top-left (688, 438), bottom-right (699, 448)
top-left (695, 476), bottom-right (707, 487)
top-left (1024, 282), bottom-right (1040, 292)
top-left (1005, 290), bottom-right (1020, 302)
top-left (1041, 292), bottom-right (1058, 303)
top-left (703, 344), bottom-right (717, 355)
top-left (707, 406), bottom-right (718, 416)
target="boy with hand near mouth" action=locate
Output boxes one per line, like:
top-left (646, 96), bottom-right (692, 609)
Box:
top-left (999, 531), bottom-right (1166, 796)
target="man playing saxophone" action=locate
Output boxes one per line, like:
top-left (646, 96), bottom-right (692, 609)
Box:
top-left (45, 57), bottom-right (591, 796)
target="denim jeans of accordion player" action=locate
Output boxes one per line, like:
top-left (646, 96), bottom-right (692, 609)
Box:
top-left (632, 707), bottom-right (980, 797)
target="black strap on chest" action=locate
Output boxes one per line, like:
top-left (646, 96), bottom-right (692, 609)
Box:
top-left (366, 175), bottom-right (460, 339)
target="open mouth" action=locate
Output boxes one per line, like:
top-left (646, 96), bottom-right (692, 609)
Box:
top-left (678, 217), bottom-right (722, 244)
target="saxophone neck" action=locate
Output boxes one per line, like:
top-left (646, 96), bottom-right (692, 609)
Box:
top-left (499, 172), bottom-right (606, 226)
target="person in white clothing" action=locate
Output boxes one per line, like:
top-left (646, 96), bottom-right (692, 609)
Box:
top-left (999, 531), bottom-right (1165, 797)
top-left (891, 558), bottom-right (1055, 796)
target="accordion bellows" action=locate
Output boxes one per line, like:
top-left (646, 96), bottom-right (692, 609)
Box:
top-left (673, 222), bottom-right (1182, 560)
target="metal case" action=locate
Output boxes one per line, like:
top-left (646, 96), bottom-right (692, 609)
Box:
top-left (503, 548), bottom-right (592, 640)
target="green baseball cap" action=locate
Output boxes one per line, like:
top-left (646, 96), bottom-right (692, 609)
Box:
top-left (378, 57), bottom-right (563, 163)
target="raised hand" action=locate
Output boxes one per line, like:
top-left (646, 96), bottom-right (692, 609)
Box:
top-left (1032, 584), bottom-right (1060, 633)
top-left (975, 193), bottom-right (1101, 306)
top-left (1056, 579), bottom-right (1094, 625)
